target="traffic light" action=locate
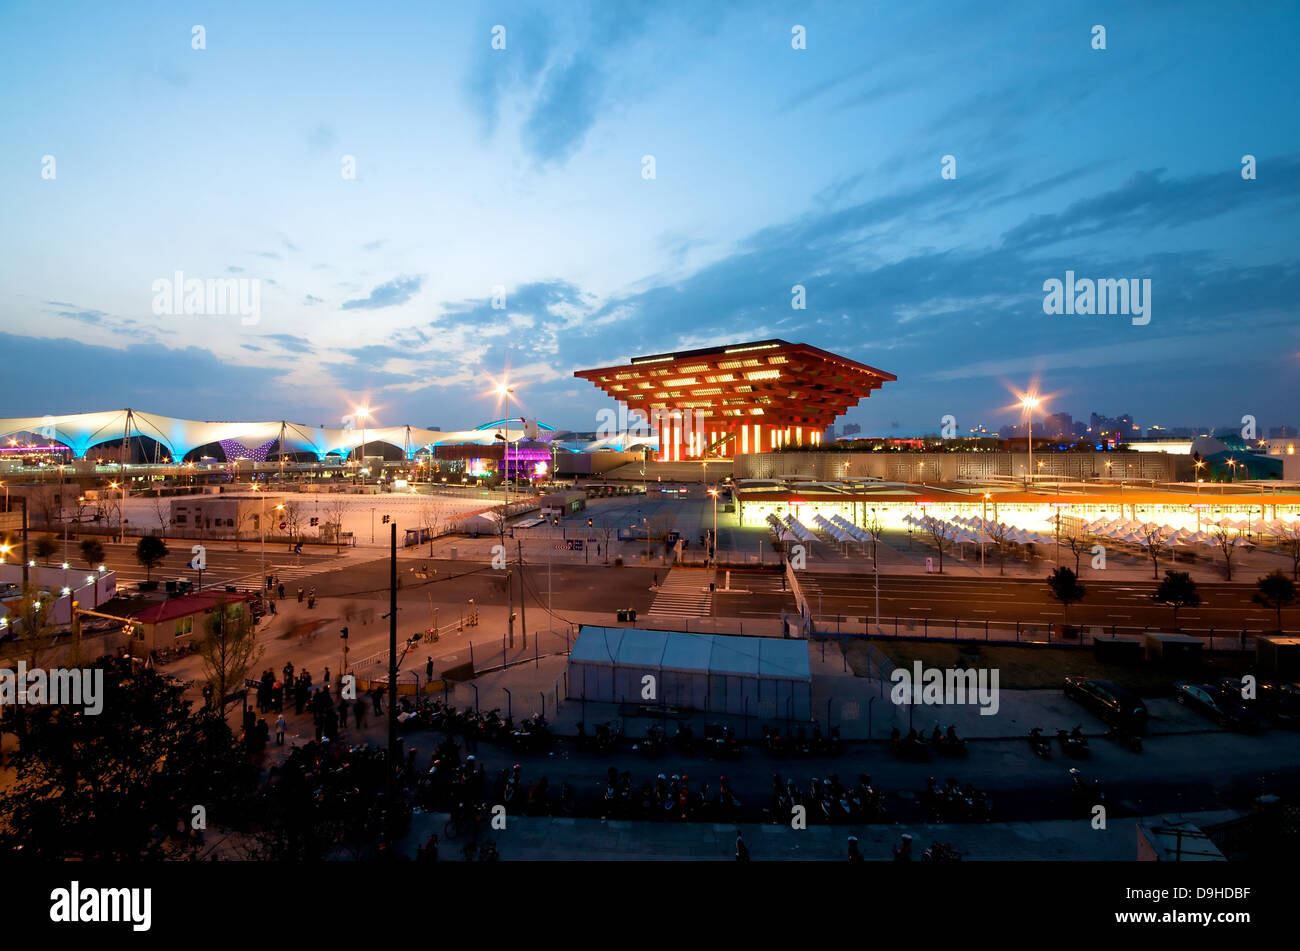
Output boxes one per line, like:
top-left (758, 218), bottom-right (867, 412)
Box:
top-left (310, 516), bottom-right (319, 527)
top-left (382, 514), bottom-right (391, 524)
top-left (340, 626), bottom-right (349, 640)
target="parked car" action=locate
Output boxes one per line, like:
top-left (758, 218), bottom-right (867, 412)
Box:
top-left (1174, 682), bottom-right (1263, 732)
top-left (1064, 677), bottom-right (1149, 733)
top-left (1217, 678), bottom-right (1300, 726)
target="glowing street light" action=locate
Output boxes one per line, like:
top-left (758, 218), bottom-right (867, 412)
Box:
top-left (1019, 394), bottom-right (1041, 485)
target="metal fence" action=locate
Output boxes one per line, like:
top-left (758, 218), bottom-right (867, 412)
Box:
top-left (808, 613), bottom-right (1266, 651)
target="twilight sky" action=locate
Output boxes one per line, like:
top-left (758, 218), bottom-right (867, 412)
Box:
top-left (1, 0), bottom-right (1297, 437)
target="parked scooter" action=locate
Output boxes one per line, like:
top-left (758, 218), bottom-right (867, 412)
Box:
top-left (1056, 726), bottom-right (1090, 759)
top-left (1028, 727), bottom-right (1052, 759)
top-left (1106, 724), bottom-right (1143, 753)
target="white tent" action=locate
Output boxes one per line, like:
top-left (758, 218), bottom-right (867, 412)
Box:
top-left (567, 626), bottom-right (812, 719)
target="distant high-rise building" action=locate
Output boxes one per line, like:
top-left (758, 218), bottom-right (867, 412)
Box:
top-left (1269, 425), bottom-right (1297, 438)
top-left (841, 422), bottom-right (862, 437)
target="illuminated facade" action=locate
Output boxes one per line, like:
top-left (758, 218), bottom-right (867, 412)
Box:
top-left (574, 340), bottom-right (896, 461)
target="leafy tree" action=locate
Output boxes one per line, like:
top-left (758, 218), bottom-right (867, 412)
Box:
top-left (135, 535), bottom-right (169, 581)
top-left (80, 538), bottom-right (105, 567)
top-left (1151, 570), bottom-right (1201, 628)
top-left (1046, 566), bottom-right (1086, 624)
top-left (0, 665), bottom-right (254, 859)
top-left (1252, 570), bottom-right (1297, 633)
top-left (34, 535), bottom-right (57, 562)
top-left (198, 604), bottom-right (264, 715)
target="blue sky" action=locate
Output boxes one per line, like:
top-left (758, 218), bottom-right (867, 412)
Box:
top-left (1, 0), bottom-right (1296, 436)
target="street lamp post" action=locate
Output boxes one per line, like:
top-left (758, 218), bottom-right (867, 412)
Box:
top-left (1020, 394), bottom-right (1040, 486)
top-left (708, 487), bottom-right (718, 566)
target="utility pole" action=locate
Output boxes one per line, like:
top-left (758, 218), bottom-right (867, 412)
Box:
top-left (385, 520), bottom-right (397, 846)
top-left (517, 538), bottom-right (527, 650)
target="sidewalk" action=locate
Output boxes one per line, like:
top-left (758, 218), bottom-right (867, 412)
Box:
top-left (400, 807), bottom-right (1243, 861)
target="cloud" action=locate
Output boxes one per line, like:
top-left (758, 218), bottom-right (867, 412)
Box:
top-left (340, 275), bottom-right (423, 310)
top-left (521, 57), bottom-right (604, 163)
top-left (362, 239), bottom-right (387, 252)
top-left (262, 334), bottom-right (315, 354)
top-left (303, 294), bottom-right (323, 305)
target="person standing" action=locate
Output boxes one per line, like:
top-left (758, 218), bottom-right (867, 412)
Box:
top-left (426, 656), bottom-right (434, 684)
top-left (275, 714), bottom-right (286, 745)
top-left (323, 667), bottom-right (330, 686)
top-left (735, 832), bottom-right (750, 862)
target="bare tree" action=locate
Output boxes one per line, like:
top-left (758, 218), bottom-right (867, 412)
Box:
top-left (1062, 524), bottom-right (1092, 575)
top-left (862, 509), bottom-right (883, 566)
top-left (418, 500), bottom-right (444, 556)
top-left (233, 507), bottom-right (252, 551)
top-left (597, 517), bottom-right (615, 565)
top-left (983, 521), bottom-right (1014, 576)
top-left (282, 500), bottom-right (302, 541)
top-left (1211, 522), bottom-right (1239, 581)
top-left (921, 513), bottom-right (955, 573)
top-left (323, 498), bottom-right (349, 552)
top-left (151, 494), bottom-right (170, 536)
top-left (1140, 525), bottom-right (1168, 580)
top-left (198, 605), bottom-right (264, 716)
top-left (1270, 521), bottom-right (1300, 581)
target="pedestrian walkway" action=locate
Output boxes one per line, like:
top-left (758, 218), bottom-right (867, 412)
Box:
top-left (400, 807), bottom-right (1243, 861)
top-left (645, 567), bottom-right (714, 621)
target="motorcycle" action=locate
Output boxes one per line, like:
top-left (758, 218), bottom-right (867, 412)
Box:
top-left (1069, 767), bottom-right (1105, 812)
top-left (1106, 724), bottom-right (1143, 753)
top-left (1056, 727), bottom-right (1090, 759)
top-left (890, 728), bottom-right (931, 762)
top-left (1028, 727), bottom-right (1051, 759)
top-left (922, 841), bottom-right (962, 861)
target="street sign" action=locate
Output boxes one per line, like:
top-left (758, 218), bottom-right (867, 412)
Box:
top-left (555, 539), bottom-right (584, 551)
top-left (279, 521), bottom-right (287, 530)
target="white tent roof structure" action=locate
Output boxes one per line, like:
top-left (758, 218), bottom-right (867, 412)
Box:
top-left (0, 409), bottom-right (576, 461)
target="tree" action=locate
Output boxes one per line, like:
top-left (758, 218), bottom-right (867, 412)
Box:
top-left (282, 500), bottom-right (302, 541)
top-left (984, 520), bottom-right (1014, 576)
top-left (863, 509), bottom-right (884, 568)
top-left (233, 507), bottom-right (252, 551)
top-left (1270, 521), bottom-right (1300, 581)
top-left (1062, 524), bottom-right (1091, 575)
top-left (1151, 570), bottom-right (1201, 628)
top-left (135, 535), bottom-right (169, 581)
top-left (418, 501), bottom-right (443, 556)
top-left (596, 517), bottom-right (615, 565)
top-left (921, 513), bottom-right (955, 573)
top-left (150, 494), bottom-right (171, 536)
top-left (34, 534), bottom-right (57, 562)
top-left (1140, 525), bottom-right (1168, 580)
top-left (1210, 522), bottom-right (1239, 581)
top-left (198, 603), bottom-right (264, 715)
top-left (80, 538), bottom-right (105, 567)
top-left (0, 582), bottom-right (61, 670)
top-left (1046, 566), bottom-right (1085, 624)
top-left (1252, 570), bottom-right (1297, 633)
top-left (0, 665), bottom-right (253, 859)
top-left (324, 498), bottom-right (349, 553)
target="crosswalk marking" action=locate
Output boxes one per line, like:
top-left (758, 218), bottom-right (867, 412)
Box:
top-left (645, 567), bottom-right (714, 620)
